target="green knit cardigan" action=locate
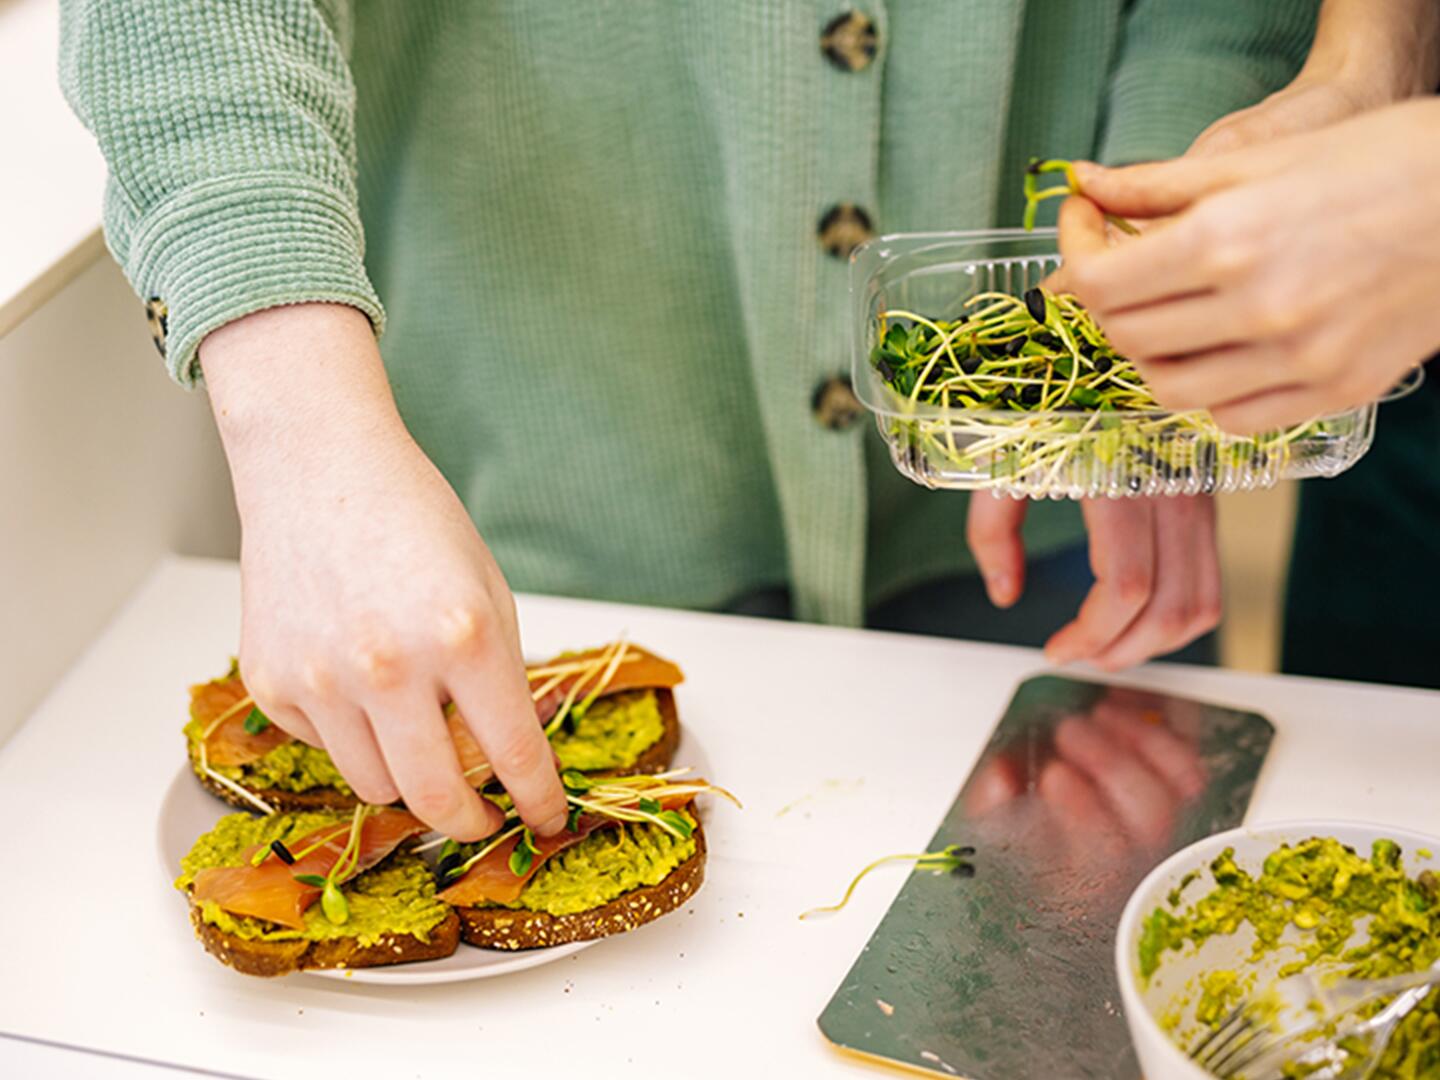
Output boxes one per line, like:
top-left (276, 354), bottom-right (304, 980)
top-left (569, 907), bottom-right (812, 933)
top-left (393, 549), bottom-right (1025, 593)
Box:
top-left (60, 0), bottom-right (1317, 624)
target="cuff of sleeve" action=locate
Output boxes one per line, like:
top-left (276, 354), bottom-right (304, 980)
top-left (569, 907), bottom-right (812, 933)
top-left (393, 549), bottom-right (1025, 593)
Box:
top-left (128, 175), bottom-right (385, 385)
top-left (1099, 56), bottom-right (1272, 166)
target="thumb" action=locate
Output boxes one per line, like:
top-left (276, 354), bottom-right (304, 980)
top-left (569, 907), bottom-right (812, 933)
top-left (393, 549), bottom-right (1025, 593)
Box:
top-left (966, 495), bottom-right (1029, 608)
top-left (1046, 195), bottom-right (1108, 293)
top-left (1071, 156), bottom-right (1254, 220)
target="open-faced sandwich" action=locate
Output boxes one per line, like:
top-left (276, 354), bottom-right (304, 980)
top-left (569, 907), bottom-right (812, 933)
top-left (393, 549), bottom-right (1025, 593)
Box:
top-left (433, 770), bottom-right (729, 951)
top-left (175, 806), bottom-right (460, 977)
top-left (176, 771), bottom-right (735, 975)
top-left (184, 641), bottom-right (685, 813)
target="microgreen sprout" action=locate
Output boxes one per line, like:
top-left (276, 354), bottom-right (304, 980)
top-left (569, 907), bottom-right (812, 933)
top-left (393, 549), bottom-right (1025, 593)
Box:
top-left (241, 706), bottom-right (270, 735)
top-left (800, 845), bottom-right (977, 920)
top-left (872, 284), bottom-right (1328, 496)
top-left (1023, 158), bottom-right (1138, 235)
top-left (434, 769), bottom-right (739, 885)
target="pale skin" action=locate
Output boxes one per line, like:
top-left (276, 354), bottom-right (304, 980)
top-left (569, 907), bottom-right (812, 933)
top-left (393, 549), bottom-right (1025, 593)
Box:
top-left (1058, 0), bottom-right (1440, 433)
top-left (200, 303), bottom-right (568, 842)
top-left (966, 0), bottom-right (1440, 665)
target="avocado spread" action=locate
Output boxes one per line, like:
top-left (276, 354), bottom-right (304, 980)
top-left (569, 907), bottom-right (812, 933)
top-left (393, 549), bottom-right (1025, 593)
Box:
top-left (185, 707), bottom-right (354, 795)
top-left (550, 689), bottom-right (666, 772)
top-left (474, 812), bottom-right (697, 916)
top-left (1141, 837), bottom-right (1440, 1080)
top-left (187, 687), bottom-right (664, 793)
top-left (176, 811), bottom-right (449, 946)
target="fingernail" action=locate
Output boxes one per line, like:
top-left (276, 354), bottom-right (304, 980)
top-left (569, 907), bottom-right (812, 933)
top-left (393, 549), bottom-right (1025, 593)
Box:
top-left (536, 811), bottom-right (569, 838)
top-left (987, 572), bottom-right (1014, 608)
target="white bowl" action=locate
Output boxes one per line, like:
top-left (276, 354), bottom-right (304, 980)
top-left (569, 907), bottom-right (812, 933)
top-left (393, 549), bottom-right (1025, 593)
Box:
top-left (1115, 820), bottom-right (1440, 1080)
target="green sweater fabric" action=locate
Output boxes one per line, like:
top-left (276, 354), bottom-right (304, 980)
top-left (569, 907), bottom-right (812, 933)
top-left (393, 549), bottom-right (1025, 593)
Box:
top-left (60, 1), bottom-right (1318, 625)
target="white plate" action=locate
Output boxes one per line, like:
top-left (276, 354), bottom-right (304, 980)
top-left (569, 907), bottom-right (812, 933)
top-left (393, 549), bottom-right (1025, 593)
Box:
top-left (157, 727), bottom-right (712, 985)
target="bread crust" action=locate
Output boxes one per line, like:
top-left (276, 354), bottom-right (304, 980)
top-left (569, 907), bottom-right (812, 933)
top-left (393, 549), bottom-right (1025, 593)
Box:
top-left (188, 905), bottom-right (462, 977)
top-left (456, 823), bottom-right (706, 951)
top-left (188, 687), bottom-right (683, 811)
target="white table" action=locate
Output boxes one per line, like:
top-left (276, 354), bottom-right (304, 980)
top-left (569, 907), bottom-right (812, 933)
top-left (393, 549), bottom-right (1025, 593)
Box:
top-left (1, 557), bottom-right (1436, 1079)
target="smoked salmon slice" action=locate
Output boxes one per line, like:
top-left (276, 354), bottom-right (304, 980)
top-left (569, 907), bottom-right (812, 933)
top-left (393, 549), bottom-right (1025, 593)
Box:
top-left (437, 793), bottom-right (695, 907)
top-left (190, 809), bottom-right (427, 930)
top-left (193, 644), bottom-right (684, 775)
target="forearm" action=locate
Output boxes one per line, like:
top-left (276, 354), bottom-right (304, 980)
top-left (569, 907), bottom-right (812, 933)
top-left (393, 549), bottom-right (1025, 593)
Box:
top-left (1302, 0), bottom-right (1440, 104)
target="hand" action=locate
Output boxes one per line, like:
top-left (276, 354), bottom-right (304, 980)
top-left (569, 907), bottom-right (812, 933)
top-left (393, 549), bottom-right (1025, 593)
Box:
top-left (968, 493), bottom-right (1220, 671)
top-left (200, 303), bottom-right (568, 841)
top-left (1058, 99), bottom-right (1440, 433)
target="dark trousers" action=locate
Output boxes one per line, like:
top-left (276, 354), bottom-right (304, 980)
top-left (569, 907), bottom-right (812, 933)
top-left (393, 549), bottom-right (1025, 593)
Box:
top-left (730, 545), bottom-right (1218, 665)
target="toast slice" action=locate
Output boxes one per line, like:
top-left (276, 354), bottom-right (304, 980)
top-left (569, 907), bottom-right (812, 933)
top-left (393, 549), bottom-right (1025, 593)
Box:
top-left (190, 904), bottom-right (462, 978)
top-left (456, 821), bottom-right (706, 951)
top-left (189, 687), bottom-right (682, 813)
top-left (178, 809), bottom-right (460, 977)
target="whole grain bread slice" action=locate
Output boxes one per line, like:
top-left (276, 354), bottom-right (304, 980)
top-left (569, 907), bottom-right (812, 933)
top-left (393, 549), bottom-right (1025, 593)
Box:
top-left (456, 822), bottom-right (706, 951)
top-left (188, 688), bottom-right (683, 812)
top-left (188, 905), bottom-right (462, 978)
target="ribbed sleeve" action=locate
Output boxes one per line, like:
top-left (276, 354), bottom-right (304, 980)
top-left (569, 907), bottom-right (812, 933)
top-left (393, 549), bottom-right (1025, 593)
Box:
top-left (1100, 0), bottom-right (1321, 165)
top-left (58, 0), bottom-right (383, 384)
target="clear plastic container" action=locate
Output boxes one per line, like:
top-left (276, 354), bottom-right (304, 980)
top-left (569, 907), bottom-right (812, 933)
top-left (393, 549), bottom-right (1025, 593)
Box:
top-left (850, 229), bottom-right (1379, 499)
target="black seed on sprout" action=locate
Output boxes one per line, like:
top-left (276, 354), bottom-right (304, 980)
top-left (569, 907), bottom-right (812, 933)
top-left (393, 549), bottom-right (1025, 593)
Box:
top-left (960, 356), bottom-right (982, 375)
top-left (957, 846), bottom-right (976, 857)
top-left (1026, 159), bottom-right (1043, 175)
top-left (270, 840), bottom-right (296, 866)
top-left (1128, 476), bottom-right (1143, 493)
top-left (1000, 386), bottom-right (1018, 405)
top-left (1004, 336), bottom-right (1026, 357)
top-left (952, 862), bottom-right (977, 878)
top-left (1033, 332), bottom-right (1061, 350)
top-left (1021, 385), bottom-right (1043, 405)
top-left (1094, 355), bottom-right (1113, 374)
top-left (1024, 287), bottom-right (1047, 324)
top-left (876, 357), bottom-right (895, 382)
top-left (1078, 340), bottom-right (1097, 358)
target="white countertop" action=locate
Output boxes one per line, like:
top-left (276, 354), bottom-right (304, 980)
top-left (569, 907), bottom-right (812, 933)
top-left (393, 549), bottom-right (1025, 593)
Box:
top-left (0, 0), bottom-right (108, 336)
top-left (1, 557), bottom-right (1437, 1079)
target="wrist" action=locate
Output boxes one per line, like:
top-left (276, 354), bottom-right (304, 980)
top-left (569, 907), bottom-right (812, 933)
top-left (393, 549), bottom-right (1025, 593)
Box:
top-left (1302, 0), bottom-right (1440, 107)
top-left (199, 303), bottom-right (411, 506)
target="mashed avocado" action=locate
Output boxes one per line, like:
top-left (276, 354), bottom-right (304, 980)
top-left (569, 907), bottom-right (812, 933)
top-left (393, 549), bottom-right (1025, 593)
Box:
top-left (476, 812), bottom-right (697, 917)
top-left (186, 687), bottom-right (665, 794)
top-left (550, 689), bottom-right (666, 772)
top-left (176, 811), bottom-right (449, 946)
top-left (1142, 837), bottom-right (1440, 1080)
top-left (185, 707), bottom-right (354, 795)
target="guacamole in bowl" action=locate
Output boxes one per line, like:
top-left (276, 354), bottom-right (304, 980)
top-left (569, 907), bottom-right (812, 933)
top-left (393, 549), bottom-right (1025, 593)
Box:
top-left (1116, 822), bottom-right (1440, 1080)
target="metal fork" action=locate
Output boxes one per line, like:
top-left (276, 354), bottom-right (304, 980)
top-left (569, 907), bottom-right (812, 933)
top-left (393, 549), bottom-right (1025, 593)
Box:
top-left (1188, 961), bottom-right (1440, 1078)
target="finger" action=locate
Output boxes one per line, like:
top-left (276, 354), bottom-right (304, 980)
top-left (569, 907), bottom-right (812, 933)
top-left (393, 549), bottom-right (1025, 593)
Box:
top-left (966, 494), bottom-right (1029, 608)
top-left (1072, 155), bottom-right (1263, 221)
top-left (302, 700), bottom-right (402, 805)
top-left (1044, 499), bottom-right (1155, 664)
top-left (448, 648), bottom-right (569, 837)
top-left (369, 693), bottom-right (504, 841)
top-left (1102, 289), bottom-right (1283, 364)
top-left (1053, 717), bottom-right (1175, 846)
top-left (1063, 217), bottom-right (1223, 316)
top-left (1132, 342), bottom-right (1299, 412)
top-left (259, 700), bottom-right (322, 747)
top-left (1208, 383), bottom-right (1350, 435)
top-left (1047, 196), bottom-right (1111, 295)
top-left (1092, 496), bottom-right (1218, 670)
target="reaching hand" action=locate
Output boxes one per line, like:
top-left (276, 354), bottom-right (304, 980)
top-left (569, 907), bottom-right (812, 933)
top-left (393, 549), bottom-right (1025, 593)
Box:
top-left (200, 303), bottom-right (568, 841)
